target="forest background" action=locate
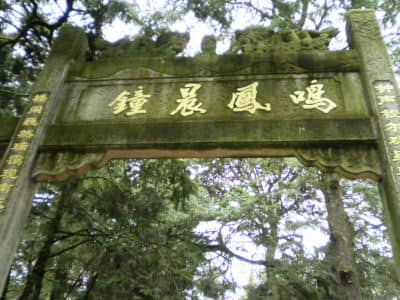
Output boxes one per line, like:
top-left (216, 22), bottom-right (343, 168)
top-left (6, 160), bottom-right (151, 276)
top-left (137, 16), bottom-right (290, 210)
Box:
top-left (1, 0), bottom-right (400, 299)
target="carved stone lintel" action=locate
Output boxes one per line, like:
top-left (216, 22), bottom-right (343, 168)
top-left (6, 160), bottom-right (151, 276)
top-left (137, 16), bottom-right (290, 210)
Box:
top-left (34, 146), bottom-right (382, 183)
top-left (295, 146), bottom-right (381, 181)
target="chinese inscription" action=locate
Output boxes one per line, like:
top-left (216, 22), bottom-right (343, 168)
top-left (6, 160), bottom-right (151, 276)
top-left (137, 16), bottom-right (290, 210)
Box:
top-left (228, 82), bottom-right (271, 114)
top-left (23, 117), bottom-right (39, 127)
top-left (170, 83), bottom-right (206, 116)
top-left (7, 155), bottom-right (24, 166)
top-left (109, 86), bottom-right (151, 116)
top-left (375, 83), bottom-right (394, 94)
top-left (390, 137), bottom-right (400, 145)
top-left (374, 81), bottom-right (400, 179)
top-left (17, 130), bottom-right (35, 139)
top-left (0, 93), bottom-right (48, 212)
top-left (289, 80), bottom-right (337, 114)
top-left (386, 122), bottom-right (400, 133)
top-left (380, 109), bottom-right (400, 119)
top-left (108, 80), bottom-right (338, 118)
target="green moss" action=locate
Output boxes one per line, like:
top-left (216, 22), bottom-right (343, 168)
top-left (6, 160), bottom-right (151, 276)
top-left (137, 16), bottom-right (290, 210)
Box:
top-left (229, 27), bottom-right (338, 54)
top-left (50, 25), bottom-right (88, 60)
top-left (0, 117), bottom-right (18, 142)
top-left (42, 118), bottom-right (375, 152)
top-left (97, 31), bottom-right (189, 59)
top-left (69, 50), bottom-right (360, 80)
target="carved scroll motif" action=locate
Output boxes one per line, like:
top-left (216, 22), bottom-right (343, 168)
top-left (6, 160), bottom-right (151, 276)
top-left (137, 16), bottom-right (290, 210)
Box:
top-left (295, 146), bottom-right (382, 181)
top-left (33, 146), bottom-right (382, 182)
top-left (33, 152), bottom-right (107, 182)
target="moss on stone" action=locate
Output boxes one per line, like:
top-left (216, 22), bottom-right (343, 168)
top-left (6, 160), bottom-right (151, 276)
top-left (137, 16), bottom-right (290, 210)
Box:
top-left (69, 50), bottom-right (360, 80)
top-left (0, 117), bottom-right (18, 142)
top-left (97, 31), bottom-right (189, 59)
top-left (229, 27), bottom-right (338, 54)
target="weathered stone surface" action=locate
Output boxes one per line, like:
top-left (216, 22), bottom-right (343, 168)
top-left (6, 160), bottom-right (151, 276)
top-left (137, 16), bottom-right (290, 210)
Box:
top-left (57, 72), bottom-right (367, 123)
top-left (2, 11), bottom-right (400, 293)
top-left (70, 50), bottom-right (360, 80)
top-left (347, 9), bottom-right (400, 278)
top-left (0, 25), bottom-right (88, 294)
top-left (0, 117), bottom-right (18, 152)
top-left (41, 119), bottom-right (375, 152)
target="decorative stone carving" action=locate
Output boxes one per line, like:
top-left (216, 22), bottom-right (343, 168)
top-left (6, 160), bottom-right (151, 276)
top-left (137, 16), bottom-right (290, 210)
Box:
top-left (33, 152), bottom-right (107, 182)
top-left (296, 146), bottom-right (381, 181)
top-left (97, 31), bottom-right (190, 58)
top-left (230, 27), bottom-right (338, 54)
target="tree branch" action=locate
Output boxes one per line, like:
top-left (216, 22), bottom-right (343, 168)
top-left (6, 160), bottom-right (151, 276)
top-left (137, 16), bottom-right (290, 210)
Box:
top-left (216, 224), bottom-right (268, 266)
top-left (231, 1), bottom-right (273, 21)
top-left (49, 239), bottom-right (92, 259)
top-left (297, 0), bottom-right (309, 30)
top-left (0, 88), bottom-right (29, 97)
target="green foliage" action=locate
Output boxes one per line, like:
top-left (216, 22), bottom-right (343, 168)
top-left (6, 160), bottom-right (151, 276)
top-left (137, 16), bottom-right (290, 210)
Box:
top-left (1, 1), bottom-right (400, 299)
top-left (6, 160), bottom-right (211, 299)
top-left (5, 158), bottom-right (400, 299)
top-left (194, 158), bottom-right (331, 298)
top-left (189, 158), bottom-right (400, 299)
top-left (186, 0), bottom-right (232, 27)
top-left (0, 39), bottom-right (32, 116)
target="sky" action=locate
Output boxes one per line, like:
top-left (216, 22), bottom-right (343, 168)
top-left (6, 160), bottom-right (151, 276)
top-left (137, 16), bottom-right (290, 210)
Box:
top-left (3, 1), bottom-right (397, 298)
top-left (100, 0), bottom-right (352, 55)
top-left (98, 2), bottom-right (395, 298)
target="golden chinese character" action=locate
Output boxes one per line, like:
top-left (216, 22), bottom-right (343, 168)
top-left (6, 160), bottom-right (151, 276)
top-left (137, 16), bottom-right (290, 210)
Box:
top-left (23, 117), bottom-right (38, 127)
top-left (228, 82), bottom-right (271, 114)
top-left (389, 137), bottom-right (400, 145)
top-left (377, 95), bottom-right (396, 105)
top-left (380, 109), bottom-right (400, 118)
top-left (32, 94), bottom-right (48, 104)
top-left (0, 198), bottom-right (5, 210)
top-left (27, 105), bottom-right (43, 115)
top-left (290, 80), bottom-right (337, 113)
top-left (7, 155), bottom-right (24, 166)
top-left (0, 169), bottom-right (18, 180)
top-left (375, 83), bottom-right (394, 94)
top-left (393, 150), bottom-right (400, 162)
top-left (170, 83), bottom-right (206, 116)
top-left (11, 142), bottom-right (29, 152)
top-left (17, 129), bottom-right (35, 139)
top-left (386, 122), bottom-right (400, 133)
top-left (109, 86), bottom-right (151, 116)
top-left (0, 183), bottom-right (12, 194)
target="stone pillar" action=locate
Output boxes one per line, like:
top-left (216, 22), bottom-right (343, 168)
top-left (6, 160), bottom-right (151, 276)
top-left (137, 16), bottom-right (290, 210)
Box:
top-left (347, 9), bottom-right (400, 277)
top-left (0, 25), bottom-right (87, 293)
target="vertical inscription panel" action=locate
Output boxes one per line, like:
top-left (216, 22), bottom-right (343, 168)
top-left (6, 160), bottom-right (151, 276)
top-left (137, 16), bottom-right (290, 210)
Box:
top-left (374, 81), bottom-right (400, 179)
top-left (0, 94), bottom-right (48, 211)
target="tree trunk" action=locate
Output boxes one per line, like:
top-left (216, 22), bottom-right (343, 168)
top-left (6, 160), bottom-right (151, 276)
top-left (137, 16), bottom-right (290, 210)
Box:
top-left (18, 180), bottom-right (78, 300)
top-left (81, 272), bottom-right (98, 300)
top-left (265, 220), bottom-right (280, 300)
top-left (321, 173), bottom-right (362, 300)
top-left (49, 254), bottom-right (70, 300)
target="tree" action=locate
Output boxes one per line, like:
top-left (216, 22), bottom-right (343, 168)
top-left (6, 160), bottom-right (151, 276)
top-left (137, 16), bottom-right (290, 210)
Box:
top-left (1, 1), bottom-right (399, 111)
top-left (193, 158), bottom-right (332, 299)
top-left (3, 160), bottom-right (216, 299)
top-left (1, 1), bottom-right (400, 299)
top-left (190, 158), bottom-right (400, 299)
top-left (320, 173), bottom-right (362, 300)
